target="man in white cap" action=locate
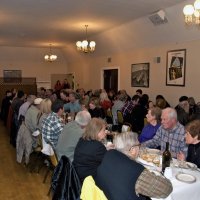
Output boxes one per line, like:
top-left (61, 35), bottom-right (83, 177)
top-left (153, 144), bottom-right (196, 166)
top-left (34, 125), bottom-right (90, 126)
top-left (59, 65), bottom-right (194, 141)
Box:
top-left (25, 97), bottom-right (43, 134)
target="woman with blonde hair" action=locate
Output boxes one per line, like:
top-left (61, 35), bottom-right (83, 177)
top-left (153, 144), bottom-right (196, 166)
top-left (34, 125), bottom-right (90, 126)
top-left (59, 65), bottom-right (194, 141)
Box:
top-left (99, 92), bottom-right (112, 111)
top-left (73, 118), bottom-right (107, 182)
top-left (38, 98), bottom-right (52, 127)
top-left (95, 131), bottom-right (172, 200)
top-left (38, 98), bottom-right (52, 155)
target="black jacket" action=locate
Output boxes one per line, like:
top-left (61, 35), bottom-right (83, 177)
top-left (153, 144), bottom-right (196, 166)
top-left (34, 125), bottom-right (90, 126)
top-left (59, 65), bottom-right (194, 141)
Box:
top-left (51, 155), bottom-right (81, 200)
top-left (95, 150), bottom-right (146, 200)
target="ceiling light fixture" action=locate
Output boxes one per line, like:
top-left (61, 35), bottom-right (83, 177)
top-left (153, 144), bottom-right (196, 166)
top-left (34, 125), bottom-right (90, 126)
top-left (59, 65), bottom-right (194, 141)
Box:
top-left (183, 0), bottom-right (200, 25)
top-left (76, 25), bottom-right (96, 53)
top-left (44, 44), bottom-right (57, 62)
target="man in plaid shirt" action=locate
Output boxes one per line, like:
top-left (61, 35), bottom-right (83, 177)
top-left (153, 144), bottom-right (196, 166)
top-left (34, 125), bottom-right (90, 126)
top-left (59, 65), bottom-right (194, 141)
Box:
top-left (42, 99), bottom-right (64, 148)
top-left (144, 107), bottom-right (187, 158)
top-left (121, 95), bottom-right (140, 118)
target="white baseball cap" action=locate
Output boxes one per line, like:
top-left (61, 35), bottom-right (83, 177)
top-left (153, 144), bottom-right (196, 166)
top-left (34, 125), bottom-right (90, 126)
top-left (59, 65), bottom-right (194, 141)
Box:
top-left (34, 98), bottom-right (43, 105)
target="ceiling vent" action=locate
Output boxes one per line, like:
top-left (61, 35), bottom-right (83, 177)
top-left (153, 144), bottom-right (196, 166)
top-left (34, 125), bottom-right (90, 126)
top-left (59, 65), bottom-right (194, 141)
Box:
top-left (149, 10), bottom-right (168, 25)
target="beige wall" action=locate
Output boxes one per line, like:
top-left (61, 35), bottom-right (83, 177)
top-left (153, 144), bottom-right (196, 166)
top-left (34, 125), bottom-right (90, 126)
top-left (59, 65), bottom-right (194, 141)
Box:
top-left (68, 39), bottom-right (200, 107)
top-left (1, 40), bottom-right (200, 108)
top-left (0, 46), bottom-right (69, 89)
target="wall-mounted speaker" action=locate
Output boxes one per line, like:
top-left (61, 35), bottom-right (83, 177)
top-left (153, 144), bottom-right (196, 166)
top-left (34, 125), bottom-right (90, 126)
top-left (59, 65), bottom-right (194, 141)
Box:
top-left (154, 57), bottom-right (161, 63)
top-left (107, 57), bottom-right (112, 63)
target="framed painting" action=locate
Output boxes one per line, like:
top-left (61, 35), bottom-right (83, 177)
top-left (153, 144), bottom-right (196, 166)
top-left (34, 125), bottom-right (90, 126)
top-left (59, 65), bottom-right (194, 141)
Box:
top-left (166, 49), bottom-right (186, 86)
top-left (3, 70), bottom-right (22, 83)
top-left (131, 62), bottom-right (149, 87)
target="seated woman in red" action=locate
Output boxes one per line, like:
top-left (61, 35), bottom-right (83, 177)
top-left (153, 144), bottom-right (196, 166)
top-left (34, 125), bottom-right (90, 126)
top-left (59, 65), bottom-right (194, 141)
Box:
top-left (99, 92), bottom-right (112, 111)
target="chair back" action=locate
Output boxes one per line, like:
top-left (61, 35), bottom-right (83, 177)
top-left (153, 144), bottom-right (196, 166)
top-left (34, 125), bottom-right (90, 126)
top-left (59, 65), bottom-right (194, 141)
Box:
top-left (106, 109), bottom-right (113, 124)
top-left (52, 156), bottom-right (81, 200)
top-left (121, 122), bottom-right (132, 132)
top-left (81, 176), bottom-right (108, 200)
top-left (117, 110), bottom-right (124, 125)
top-left (50, 153), bottom-right (58, 167)
top-left (144, 117), bottom-right (148, 126)
top-left (47, 141), bottom-right (59, 167)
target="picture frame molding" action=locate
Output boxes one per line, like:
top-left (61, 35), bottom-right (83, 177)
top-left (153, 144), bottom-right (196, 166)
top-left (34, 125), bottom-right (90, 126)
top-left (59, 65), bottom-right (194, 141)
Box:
top-left (131, 62), bottom-right (150, 88)
top-left (166, 49), bottom-right (186, 87)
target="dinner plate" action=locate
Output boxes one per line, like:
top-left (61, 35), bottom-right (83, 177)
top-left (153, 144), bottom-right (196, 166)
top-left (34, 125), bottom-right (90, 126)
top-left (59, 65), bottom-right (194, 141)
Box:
top-left (176, 173), bottom-right (196, 183)
top-left (186, 162), bottom-right (197, 170)
top-left (173, 159), bottom-right (197, 170)
top-left (136, 157), bottom-right (155, 167)
top-left (146, 148), bottom-right (160, 155)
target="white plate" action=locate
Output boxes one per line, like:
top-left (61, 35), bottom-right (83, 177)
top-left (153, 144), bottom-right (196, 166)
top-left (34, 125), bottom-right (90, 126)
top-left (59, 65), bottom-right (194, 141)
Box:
top-left (186, 162), bottom-right (197, 170)
top-left (146, 148), bottom-right (160, 155)
top-left (136, 157), bottom-right (155, 167)
top-left (173, 159), bottom-right (197, 170)
top-left (176, 173), bottom-right (196, 183)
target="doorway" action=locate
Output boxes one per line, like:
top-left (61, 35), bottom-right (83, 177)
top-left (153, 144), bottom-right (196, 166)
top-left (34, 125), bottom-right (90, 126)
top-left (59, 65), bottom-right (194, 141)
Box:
top-left (102, 68), bottom-right (119, 93)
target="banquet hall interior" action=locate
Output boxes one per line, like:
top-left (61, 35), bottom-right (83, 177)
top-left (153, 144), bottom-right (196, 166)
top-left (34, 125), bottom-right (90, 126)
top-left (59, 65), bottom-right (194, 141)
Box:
top-left (1, 0), bottom-right (200, 199)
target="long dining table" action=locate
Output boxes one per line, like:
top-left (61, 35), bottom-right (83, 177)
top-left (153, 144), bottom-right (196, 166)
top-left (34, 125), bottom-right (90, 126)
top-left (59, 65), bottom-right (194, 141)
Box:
top-left (152, 167), bottom-right (200, 200)
top-left (137, 148), bottom-right (200, 200)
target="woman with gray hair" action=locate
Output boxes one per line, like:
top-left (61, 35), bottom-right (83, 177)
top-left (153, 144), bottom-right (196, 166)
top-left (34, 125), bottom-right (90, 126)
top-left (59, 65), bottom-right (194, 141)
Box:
top-left (113, 131), bottom-right (140, 158)
top-left (95, 131), bottom-right (172, 200)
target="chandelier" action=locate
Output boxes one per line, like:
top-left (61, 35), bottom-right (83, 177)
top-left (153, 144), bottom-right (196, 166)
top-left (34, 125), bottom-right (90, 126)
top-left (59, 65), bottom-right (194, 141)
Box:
top-left (183, 0), bottom-right (200, 25)
top-left (76, 25), bottom-right (96, 53)
top-left (44, 44), bottom-right (57, 62)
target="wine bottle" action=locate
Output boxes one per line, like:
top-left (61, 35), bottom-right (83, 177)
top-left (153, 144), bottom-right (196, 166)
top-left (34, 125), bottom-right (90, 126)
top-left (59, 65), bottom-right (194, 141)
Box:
top-left (162, 142), bottom-right (171, 172)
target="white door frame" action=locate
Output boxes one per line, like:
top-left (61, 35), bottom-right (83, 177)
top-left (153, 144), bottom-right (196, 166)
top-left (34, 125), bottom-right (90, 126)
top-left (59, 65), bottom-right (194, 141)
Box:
top-left (101, 66), bottom-right (120, 91)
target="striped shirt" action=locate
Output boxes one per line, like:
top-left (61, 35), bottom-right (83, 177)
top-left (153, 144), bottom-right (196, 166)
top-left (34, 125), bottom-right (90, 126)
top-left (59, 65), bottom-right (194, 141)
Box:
top-left (144, 122), bottom-right (187, 158)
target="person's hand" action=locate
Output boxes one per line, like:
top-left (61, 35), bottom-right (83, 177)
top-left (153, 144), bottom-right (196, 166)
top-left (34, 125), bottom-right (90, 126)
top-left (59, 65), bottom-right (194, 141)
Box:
top-left (177, 151), bottom-right (185, 161)
top-left (106, 142), bottom-right (115, 150)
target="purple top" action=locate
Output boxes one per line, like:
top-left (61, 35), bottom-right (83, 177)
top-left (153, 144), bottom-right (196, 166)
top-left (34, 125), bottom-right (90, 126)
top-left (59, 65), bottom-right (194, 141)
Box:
top-left (139, 123), bottom-right (161, 143)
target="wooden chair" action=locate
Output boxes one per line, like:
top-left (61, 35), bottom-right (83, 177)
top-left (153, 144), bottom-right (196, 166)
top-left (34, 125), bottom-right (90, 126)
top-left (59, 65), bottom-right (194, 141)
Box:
top-left (43, 142), bottom-right (58, 184)
top-left (117, 110), bottom-right (124, 125)
top-left (28, 133), bottom-right (45, 173)
top-left (144, 117), bottom-right (148, 126)
top-left (106, 108), bottom-right (113, 124)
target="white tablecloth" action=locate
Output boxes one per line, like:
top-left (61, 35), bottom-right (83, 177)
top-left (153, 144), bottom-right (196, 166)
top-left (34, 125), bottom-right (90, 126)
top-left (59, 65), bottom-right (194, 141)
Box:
top-left (152, 167), bottom-right (200, 200)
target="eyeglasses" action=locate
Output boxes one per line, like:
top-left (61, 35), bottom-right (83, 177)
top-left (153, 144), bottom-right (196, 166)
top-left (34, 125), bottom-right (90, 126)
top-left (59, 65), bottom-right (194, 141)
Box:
top-left (129, 143), bottom-right (141, 151)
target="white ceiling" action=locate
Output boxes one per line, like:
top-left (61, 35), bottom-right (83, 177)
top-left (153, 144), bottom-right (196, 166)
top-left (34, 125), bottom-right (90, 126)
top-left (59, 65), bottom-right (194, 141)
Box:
top-left (0, 0), bottom-right (187, 50)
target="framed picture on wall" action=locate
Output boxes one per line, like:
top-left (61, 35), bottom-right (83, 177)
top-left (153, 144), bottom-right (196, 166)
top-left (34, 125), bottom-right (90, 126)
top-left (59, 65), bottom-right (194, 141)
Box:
top-left (3, 70), bottom-right (22, 83)
top-left (131, 62), bottom-right (149, 87)
top-left (166, 49), bottom-right (186, 86)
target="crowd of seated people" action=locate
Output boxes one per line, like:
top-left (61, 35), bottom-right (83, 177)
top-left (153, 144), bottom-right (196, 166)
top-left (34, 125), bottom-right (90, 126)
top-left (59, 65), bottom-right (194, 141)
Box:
top-left (2, 86), bottom-right (200, 199)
